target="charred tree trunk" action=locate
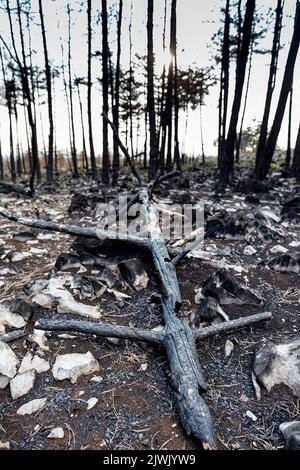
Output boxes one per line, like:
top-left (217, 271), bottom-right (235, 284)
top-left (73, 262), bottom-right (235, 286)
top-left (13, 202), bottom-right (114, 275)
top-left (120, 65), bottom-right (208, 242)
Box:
top-left (285, 87), bottom-right (293, 171)
top-left (147, 0), bottom-right (159, 179)
top-left (39, 0), bottom-right (54, 184)
top-left (0, 45), bottom-right (15, 182)
top-left (172, 0), bottom-right (181, 172)
top-left (0, 133), bottom-right (3, 180)
top-left (76, 81), bottom-right (88, 172)
top-left (218, 0), bottom-right (256, 190)
top-left (112, 0), bottom-right (123, 186)
top-left (87, 0), bottom-right (97, 179)
top-left (292, 122), bottom-right (300, 180)
top-left (67, 4), bottom-right (78, 177)
top-left (255, 0), bottom-right (284, 177)
top-left (101, 0), bottom-right (110, 185)
top-left (11, 0), bottom-right (39, 193)
top-left (218, 0), bottom-right (230, 167)
top-left (236, 37), bottom-right (254, 163)
top-left (256, 2), bottom-right (300, 180)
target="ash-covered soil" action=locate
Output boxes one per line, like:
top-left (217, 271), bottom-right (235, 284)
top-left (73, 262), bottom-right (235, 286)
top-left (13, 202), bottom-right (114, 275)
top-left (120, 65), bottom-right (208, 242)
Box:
top-left (0, 166), bottom-right (300, 450)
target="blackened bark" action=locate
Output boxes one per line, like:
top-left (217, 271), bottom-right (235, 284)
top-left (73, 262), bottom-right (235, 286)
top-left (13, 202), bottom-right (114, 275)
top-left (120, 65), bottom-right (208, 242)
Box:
top-left (0, 46), bottom-right (15, 182)
top-left (218, 0), bottom-right (230, 167)
top-left (39, 0), bottom-right (54, 184)
top-left (101, 0), bottom-right (110, 185)
top-left (255, 0), bottom-right (284, 176)
top-left (67, 4), bottom-right (78, 177)
top-left (147, 0), bottom-right (159, 179)
top-left (218, 0), bottom-right (256, 189)
top-left (256, 2), bottom-right (300, 180)
top-left (292, 123), bottom-right (300, 180)
top-left (285, 87), bottom-right (293, 171)
top-left (112, 0), bottom-right (123, 186)
top-left (87, 0), bottom-right (97, 179)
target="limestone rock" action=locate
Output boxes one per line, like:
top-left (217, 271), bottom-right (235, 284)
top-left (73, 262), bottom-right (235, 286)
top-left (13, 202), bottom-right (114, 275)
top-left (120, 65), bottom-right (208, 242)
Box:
top-left (10, 369), bottom-right (36, 400)
top-left (17, 398), bottom-right (47, 416)
top-left (52, 351), bottom-right (100, 384)
top-left (0, 341), bottom-right (18, 389)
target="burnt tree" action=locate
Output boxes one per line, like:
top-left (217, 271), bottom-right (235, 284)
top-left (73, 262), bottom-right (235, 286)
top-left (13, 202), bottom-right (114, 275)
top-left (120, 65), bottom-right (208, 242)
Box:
top-left (256, 1), bottom-right (300, 180)
top-left (218, 0), bottom-right (256, 189)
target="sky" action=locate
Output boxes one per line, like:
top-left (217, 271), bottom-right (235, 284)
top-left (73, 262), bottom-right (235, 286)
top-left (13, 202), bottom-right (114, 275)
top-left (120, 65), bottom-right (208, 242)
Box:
top-left (0, 0), bottom-right (299, 159)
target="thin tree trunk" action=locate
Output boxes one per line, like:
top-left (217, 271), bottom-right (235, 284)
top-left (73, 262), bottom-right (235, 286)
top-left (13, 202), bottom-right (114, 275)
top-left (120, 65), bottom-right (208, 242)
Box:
top-left (147, 0), bottom-right (159, 179)
top-left (292, 122), bottom-right (300, 180)
top-left (255, 0), bottom-right (284, 176)
top-left (87, 0), bottom-right (97, 179)
top-left (67, 4), bottom-right (78, 177)
top-left (200, 104), bottom-right (205, 164)
top-left (0, 45), bottom-right (15, 182)
top-left (0, 130), bottom-right (3, 180)
top-left (10, 0), bottom-right (39, 193)
top-left (285, 87), bottom-right (293, 171)
top-left (218, 0), bottom-right (256, 190)
top-left (39, 0), bottom-right (54, 184)
top-left (112, 0), bottom-right (123, 186)
top-left (76, 82), bottom-right (88, 171)
top-left (218, 0), bottom-right (230, 167)
top-left (158, 0), bottom-right (168, 173)
top-left (256, 2), bottom-right (300, 180)
top-left (236, 37), bottom-right (254, 163)
top-left (101, 0), bottom-right (110, 185)
top-left (128, 2), bottom-right (134, 159)
top-left (172, 0), bottom-right (181, 172)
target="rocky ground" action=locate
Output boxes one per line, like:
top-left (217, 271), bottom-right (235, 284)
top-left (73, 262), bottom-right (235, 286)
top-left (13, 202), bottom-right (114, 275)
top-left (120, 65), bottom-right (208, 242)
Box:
top-left (0, 165), bottom-right (300, 451)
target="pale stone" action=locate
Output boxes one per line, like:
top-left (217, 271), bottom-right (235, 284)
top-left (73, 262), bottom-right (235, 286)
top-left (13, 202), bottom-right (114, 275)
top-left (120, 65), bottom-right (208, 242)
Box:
top-left (86, 397), bottom-right (98, 410)
top-left (10, 369), bottom-right (36, 400)
top-left (0, 302), bottom-right (26, 329)
top-left (0, 342), bottom-right (18, 389)
top-left (47, 427), bottom-right (64, 439)
top-left (17, 398), bottom-right (47, 416)
top-left (52, 351), bottom-right (100, 384)
top-left (19, 352), bottom-right (50, 374)
top-left (225, 339), bottom-right (234, 358)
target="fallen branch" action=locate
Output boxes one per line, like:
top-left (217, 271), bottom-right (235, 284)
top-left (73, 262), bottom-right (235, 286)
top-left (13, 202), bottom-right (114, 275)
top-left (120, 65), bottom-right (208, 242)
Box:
top-left (102, 112), bottom-right (143, 187)
top-left (0, 330), bottom-right (27, 344)
top-left (0, 180), bottom-right (31, 197)
top-left (0, 207), bottom-right (150, 249)
top-left (35, 319), bottom-right (163, 344)
top-left (195, 311), bottom-right (273, 340)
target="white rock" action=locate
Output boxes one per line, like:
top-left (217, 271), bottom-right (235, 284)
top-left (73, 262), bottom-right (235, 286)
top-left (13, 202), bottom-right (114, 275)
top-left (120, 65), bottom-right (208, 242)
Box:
top-left (33, 276), bottom-right (101, 320)
top-left (246, 410), bottom-right (258, 422)
top-left (0, 302), bottom-right (26, 329)
top-left (52, 351), bottom-right (100, 384)
top-left (0, 441), bottom-right (10, 450)
top-left (10, 369), bottom-right (36, 400)
top-left (7, 251), bottom-right (31, 262)
top-left (225, 340), bottom-right (234, 358)
top-left (19, 352), bottom-right (50, 375)
top-left (47, 427), bottom-right (64, 439)
top-left (289, 241), bottom-right (300, 248)
top-left (270, 245), bottom-right (288, 255)
top-left (86, 397), bottom-right (98, 410)
top-left (244, 245), bottom-right (257, 256)
top-left (139, 363), bottom-right (148, 372)
top-left (28, 329), bottom-right (49, 352)
top-left (254, 338), bottom-right (300, 398)
top-left (0, 341), bottom-right (18, 389)
top-left (90, 375), bottom-right (103, 384)
top-left (17, 398), bottom-right (47, 415)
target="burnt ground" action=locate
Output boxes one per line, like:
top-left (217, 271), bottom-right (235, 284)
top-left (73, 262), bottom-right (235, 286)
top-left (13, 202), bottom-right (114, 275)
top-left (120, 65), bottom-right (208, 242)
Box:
top-left (0, 165), bottom-right (300, 451)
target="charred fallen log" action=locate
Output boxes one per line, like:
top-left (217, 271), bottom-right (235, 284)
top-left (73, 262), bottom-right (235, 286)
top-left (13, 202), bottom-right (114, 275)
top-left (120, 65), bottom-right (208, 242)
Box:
top-left (0, 180), bottom-right (32, 197)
